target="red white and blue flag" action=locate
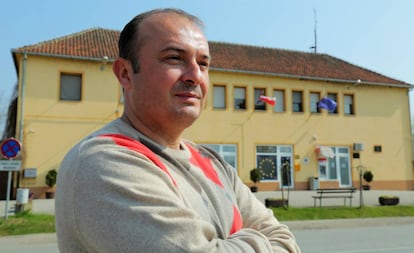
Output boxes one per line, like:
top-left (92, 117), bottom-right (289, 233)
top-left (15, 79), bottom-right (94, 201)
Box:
top-left (259, 95), bottom-right (276, 106)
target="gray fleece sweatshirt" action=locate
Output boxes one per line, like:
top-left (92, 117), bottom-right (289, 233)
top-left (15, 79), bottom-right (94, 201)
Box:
top-left (55, 118), bottom-right (301, 253)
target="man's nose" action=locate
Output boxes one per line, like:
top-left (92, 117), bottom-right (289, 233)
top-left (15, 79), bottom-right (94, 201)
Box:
top-left (182, 61), bottom-right (203, 85)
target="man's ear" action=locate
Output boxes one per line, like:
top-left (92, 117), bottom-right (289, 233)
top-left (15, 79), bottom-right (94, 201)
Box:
top-left (112, 58), bottom-right (133, 89)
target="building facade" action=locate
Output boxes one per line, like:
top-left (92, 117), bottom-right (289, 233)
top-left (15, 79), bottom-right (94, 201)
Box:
top-left (2, 28), bottom-right (413, 199)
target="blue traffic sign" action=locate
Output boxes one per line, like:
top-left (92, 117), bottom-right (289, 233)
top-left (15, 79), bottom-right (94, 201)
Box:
top-left (0, 138), bottom-right (21, 159)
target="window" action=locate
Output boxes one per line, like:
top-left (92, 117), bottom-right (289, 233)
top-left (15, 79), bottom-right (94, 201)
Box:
top-left (327, 93), bottom-right (338, 114)
top-left (203, 144), bottom-right (237, 169)
top-left (374, 145), bottom-right (382, 153)
top-left (344, 94), bottom-right (354, 115)
top-left (318, 146), bottom-right (351, 187)
top-left (273, 90), bottom-right (285, 112)
top-left (60, 73), bottom-right (82, 101)
top-left (292, 91), bottom-right (303, 112)
top-left (234, 87), bottom-right (246, 109)
top-left (256, 145), bottom-right (293, 187)
top-left (213, 85), bottom-right (226, 109)
top-left (254, 88), bottom-right (266, 110)
top-left (310, 92), bottom-right (321, 113)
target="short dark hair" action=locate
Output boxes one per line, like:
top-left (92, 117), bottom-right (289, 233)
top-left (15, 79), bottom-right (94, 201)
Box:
top-left (118, 8), bottom-right (204, 73)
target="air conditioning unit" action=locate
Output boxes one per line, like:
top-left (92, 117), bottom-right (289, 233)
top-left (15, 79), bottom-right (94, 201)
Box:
top-left (353, 143), bottom-right (364, 152)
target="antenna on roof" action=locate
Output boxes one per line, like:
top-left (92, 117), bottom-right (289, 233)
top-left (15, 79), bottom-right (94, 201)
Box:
top-left (309, 8), bottom-right (318, 53)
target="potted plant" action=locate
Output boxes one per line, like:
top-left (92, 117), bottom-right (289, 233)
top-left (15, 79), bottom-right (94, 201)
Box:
top-left (250, 168), bottom-right (261, 192)
top-left (362, 170), bottom-right (373, 190)
top-left (45, 169), bottom-right (58, 199)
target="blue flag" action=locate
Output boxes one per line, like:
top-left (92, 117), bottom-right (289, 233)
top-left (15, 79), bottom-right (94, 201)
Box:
top-left (318, 97), bottom-right (337, 112)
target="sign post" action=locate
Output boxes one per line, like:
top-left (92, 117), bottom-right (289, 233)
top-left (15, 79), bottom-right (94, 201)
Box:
top-left (0, 138), bottom-right (22, 220)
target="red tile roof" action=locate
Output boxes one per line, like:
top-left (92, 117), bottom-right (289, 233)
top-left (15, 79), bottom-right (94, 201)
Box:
top-left (13, 28), bottom-right (410, 87)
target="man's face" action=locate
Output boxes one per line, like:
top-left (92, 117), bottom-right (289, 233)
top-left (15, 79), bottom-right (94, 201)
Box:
top-left (124, 14), bottom-right (210, 132)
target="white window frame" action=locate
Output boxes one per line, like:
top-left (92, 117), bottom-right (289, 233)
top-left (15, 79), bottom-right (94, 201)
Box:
top-left (256, 145), bottom-right (294, 187)
top-left (318, 146), bottom-right (352, 187)
top-left (203, 144), bottom-right (237, 170)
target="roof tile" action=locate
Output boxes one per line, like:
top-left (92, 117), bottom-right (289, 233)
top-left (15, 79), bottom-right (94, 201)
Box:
top-left (13, 28), bottom-right (409, 86)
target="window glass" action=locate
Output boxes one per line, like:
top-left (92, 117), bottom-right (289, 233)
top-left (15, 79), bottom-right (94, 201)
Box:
top-left (292, 91), bottom-right (303, 112)
top-left (213, 86), bottom-right (226, 109)
top-left (234, 87), bottom-right (246, 109)
top-left (60, 73), bottom-right (82, 101)
top-left (344, 94), bottom-right (354, 115)
top-left (254, 88), bottom-right (266, 110)
top-left (279, 146), bottom-right (292, 153)
top-left (273, 90), bottom-right (285, 112)
top-left (203, 144), bottom-right (237, 169)
top-left (310, 92), bottom-right (320, 113)
top-left (257, 145), bottom-right (277, 153)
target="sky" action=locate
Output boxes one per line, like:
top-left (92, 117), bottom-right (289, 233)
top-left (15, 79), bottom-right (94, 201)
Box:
top-left (1, 0), bottom-right (414, 134)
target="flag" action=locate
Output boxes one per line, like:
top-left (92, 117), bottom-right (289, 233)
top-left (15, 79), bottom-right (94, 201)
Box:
top-left (259, 95), bottom-right (276, 106)
top-left (318, 97), bottom-right (337, 112)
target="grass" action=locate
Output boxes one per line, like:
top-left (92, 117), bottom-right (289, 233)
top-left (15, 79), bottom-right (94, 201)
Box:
top-left (0, 210), bottom-right (55, 236)
top-left (273, 205), bottom-right (414, 221)
top-left (0, 206), bottom-right (414, 236)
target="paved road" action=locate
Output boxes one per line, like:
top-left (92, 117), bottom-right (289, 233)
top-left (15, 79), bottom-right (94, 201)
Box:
top-left (0, 233), bottom-right (58, 253)
top-left (292, 219), bottom-right (414, 253)
top-left (1, 217), bottom-right (414, 252)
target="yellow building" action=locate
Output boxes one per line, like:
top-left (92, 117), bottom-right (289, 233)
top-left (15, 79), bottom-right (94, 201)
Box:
top-left (2, 28), bottom-right (413, 199)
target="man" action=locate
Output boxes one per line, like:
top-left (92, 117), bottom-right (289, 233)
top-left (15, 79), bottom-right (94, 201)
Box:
top-left (55, 8), bottom-right (301, 253)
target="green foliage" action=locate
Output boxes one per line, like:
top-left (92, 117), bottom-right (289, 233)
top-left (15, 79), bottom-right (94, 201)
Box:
top-left (45, 169), bottom-right (58, 188)
top-left (363, 170), bottom-right (374, 183)
top-left (250, 168), bottom-right (262, 184)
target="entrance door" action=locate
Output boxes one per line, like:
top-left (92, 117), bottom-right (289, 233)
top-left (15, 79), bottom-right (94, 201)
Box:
top-left (256, 145), bottom-right (294, 188)
top-left (319, 146), bottom-right (351, 187)
top-left (280, 156), bottom-right (293, 188)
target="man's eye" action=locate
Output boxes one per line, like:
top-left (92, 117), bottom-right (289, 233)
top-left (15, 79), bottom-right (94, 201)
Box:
top-left (165, 55), bottom-right (181, 61)
top-left (199, 61), bottom-right (210, 70)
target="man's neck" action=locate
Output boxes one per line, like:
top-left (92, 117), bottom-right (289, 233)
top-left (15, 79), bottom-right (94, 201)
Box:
top-left (121, 113), bottom-right (182, 149)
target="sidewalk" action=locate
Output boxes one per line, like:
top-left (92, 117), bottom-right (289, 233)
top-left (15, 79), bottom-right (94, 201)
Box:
top-left (254, 189), bottom-right (414, 208)
top-left (1, 190), bottom-right (413, 217)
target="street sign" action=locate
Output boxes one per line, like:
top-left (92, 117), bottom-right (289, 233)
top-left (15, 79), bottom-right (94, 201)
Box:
top-left (0, 160), bottom-right (22, 171)
top-left (0, 138), bottom-right (21, 159)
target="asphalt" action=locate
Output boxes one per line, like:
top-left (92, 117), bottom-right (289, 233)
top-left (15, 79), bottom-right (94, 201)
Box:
top-left (0, 190), bottom-right (413, 246)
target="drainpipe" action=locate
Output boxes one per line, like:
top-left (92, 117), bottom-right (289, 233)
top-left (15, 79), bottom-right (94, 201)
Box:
top-left (15, 53), bottom-right (27, 190)
top-left (18, 53), bottom-right (27, 143)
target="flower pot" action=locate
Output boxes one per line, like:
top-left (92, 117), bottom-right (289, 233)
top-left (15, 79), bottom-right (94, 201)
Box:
top-left (265, 198), bottom-right (288, 208)
top-left (362, 185), bottom-right (370, 190)
top-left (379, 196), bottom-right (399, 206)
top-left (45, 191), bottom-right (55, 199)
top-left (250, 186), bottom-right (258, 192)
